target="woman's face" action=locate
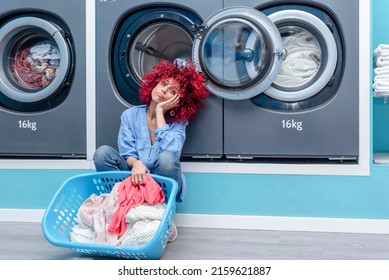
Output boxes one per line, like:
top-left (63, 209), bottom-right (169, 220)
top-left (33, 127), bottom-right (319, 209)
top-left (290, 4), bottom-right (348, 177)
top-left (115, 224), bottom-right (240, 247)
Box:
top-left (151, 78), bottom-right (181, 104)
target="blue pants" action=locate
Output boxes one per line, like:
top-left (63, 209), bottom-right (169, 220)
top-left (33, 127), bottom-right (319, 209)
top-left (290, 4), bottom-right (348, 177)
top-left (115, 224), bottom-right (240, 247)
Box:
top-left (93, 145), bottom-right (184, 201)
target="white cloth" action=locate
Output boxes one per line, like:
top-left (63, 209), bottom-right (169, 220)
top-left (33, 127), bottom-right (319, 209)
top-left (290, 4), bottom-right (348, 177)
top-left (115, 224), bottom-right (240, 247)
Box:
top-left (379, 50), bottom-right (389, 56)
top-left (119, 203), bottom-right (166, 247)
top-left (373, 44), bottom-right (389, 58)
top-left (373, 44), bottom-right (389, 96)
top-left (373, 80), bottom-right (389, 92)
top-left (373, 90), bottom-right (389, 96)
top-left (69, 226), bottom-right (95, 243)
top-left (30, 43), bottom-right (60, 60)
top-left (275, 30), bottom-right (321, 87)
top-left (70, 182), bottom-right (121, 245)
top-left (125, 203), bottom-right (166, 223)
top-left (375, 56), bottom-right (389, 67)
top-left (374, 66), bottom-right (389, 75)
top-left (374, 50), bottom-right (389, 60)
top-left (119, 220), bottom-right (161, 247)
top-left (373, 80), bottom-right (389, 87)
top-left (374, 74), bottom-right (389, 82)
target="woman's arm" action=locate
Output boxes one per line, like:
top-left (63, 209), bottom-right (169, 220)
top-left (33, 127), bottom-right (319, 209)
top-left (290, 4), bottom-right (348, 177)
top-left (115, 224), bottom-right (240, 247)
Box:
top-left (155, 94), bottom-right (180, 129)
top-left (152, 94), bottom-right (187, 156)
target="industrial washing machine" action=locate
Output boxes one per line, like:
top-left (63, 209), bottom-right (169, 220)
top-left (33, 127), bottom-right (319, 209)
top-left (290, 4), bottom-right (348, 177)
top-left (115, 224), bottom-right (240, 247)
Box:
top-left (96, 0), bottom-right (359, 162)
top-left (222, 0), bottom-right (359, 161)
top-left (0, 0), bottom-right (86, 158)
top-left (96, 0), bottom-right (224, 158)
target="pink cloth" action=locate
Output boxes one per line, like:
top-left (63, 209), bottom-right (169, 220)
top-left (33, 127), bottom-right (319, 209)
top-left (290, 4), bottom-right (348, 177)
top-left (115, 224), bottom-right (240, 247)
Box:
top-left (107, 175), bottom-right (165, 236)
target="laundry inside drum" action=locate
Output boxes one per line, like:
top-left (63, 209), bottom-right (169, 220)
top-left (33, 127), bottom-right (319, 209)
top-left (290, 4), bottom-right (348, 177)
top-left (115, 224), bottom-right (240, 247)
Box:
top-left (274, 26), bottom-right (322, 90)
top-left (8, 33), bottom-right (60, 91)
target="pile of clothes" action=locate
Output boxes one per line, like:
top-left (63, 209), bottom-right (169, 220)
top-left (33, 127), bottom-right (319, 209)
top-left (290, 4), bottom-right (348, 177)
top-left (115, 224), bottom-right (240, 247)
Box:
top-left (373, 44), bottom-right (389, 96)
top-left (10, 42), bottom-right (60, 89)
top-left (274, 30), bottom-right (321, 88)
top-left (70, 175), bottom-right (166, 247)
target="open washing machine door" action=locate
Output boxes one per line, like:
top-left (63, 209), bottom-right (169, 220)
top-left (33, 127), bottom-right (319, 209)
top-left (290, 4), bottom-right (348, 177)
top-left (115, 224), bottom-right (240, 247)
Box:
top-left (192, 6), bottom-right (284, 100)
top-left (0, 16), bottom-right (73, 112)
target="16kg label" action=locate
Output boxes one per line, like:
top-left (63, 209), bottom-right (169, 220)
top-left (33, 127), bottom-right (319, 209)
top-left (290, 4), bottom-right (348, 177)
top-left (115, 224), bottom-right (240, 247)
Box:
top-left (18, 120), bottom-right (37, 131)
top-left (282, 119), bottom-right (302, 131)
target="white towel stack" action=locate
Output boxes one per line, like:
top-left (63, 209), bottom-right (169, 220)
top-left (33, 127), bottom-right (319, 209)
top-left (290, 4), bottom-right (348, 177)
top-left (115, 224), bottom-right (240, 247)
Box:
top-left (373, 44), bottom-right (389, 96)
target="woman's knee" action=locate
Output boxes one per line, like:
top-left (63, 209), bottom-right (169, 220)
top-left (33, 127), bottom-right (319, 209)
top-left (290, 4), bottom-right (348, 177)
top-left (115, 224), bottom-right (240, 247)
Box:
top-left (94, 145), bottom-right (111, 160)
top-left (93, 145), bottom-right (128, 171)
top-left (155, 151), bottom-right (179, 172)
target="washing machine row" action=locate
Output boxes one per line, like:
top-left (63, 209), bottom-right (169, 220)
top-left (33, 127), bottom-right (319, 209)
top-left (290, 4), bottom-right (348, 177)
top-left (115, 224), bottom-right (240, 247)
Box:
top-left (0, 0), bottom-right (86, 158)
top-left (0, 0), bottom-right (359, 162)
top-left (96, 0), bottom-right (359, 163)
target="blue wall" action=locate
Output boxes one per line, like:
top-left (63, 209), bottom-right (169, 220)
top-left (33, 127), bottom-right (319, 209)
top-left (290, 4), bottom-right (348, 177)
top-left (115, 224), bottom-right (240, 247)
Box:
top-left (1, 0), bottom-right (389, 220)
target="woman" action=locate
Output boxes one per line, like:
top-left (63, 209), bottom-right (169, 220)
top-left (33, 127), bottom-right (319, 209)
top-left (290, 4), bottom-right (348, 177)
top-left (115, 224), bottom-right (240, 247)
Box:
top-left (93, 60), bottom-right (209, 241)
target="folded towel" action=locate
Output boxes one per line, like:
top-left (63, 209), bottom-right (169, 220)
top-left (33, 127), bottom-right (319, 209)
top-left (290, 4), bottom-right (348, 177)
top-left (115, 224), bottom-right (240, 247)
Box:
top-left (374, 44), bottom-right (389, 58)
top-left (375, 50), bottom-right (389, 58)
top-left (373, 81), bottom-right (389, 91)
top-left (373, 90), bottom-right (389, 97)
top-left (374, 80), bottom-right (389, 87)
top-left (374, 66), bottom-right (389, 75)
top-left (375, 56), bottom-right (389, 67)
top-left (374, 52), bottom-right (389, 65)
top-left (374, 74), bottom-right (389, 82)
top-left (373, 88), bottom-right (389, 94)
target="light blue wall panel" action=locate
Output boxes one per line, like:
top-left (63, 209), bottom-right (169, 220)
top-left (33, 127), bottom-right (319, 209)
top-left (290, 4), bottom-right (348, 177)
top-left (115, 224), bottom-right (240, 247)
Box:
top-left (178, 168), bottom-right (389, 219)
top-left (0, 170), bottom-right (90, 209)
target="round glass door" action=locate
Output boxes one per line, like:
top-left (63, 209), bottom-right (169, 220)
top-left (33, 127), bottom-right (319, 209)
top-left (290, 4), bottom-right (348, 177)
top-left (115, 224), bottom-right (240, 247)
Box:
top-left (193, 7), bottom-right (284, 100)
top-left (0, 16), bottom-right (71, 109)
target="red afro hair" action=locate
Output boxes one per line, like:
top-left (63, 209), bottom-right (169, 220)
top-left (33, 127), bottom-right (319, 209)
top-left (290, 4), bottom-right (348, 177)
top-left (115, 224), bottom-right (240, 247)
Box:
top-left (139, 60), bottom-right (209, 123)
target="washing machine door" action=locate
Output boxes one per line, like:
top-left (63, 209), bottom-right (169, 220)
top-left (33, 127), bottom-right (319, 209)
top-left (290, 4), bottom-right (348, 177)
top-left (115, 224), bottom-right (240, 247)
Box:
top-left (192, 6), bottom-right (284, 100)
top-left (0, 16), bottom-right (72, 111)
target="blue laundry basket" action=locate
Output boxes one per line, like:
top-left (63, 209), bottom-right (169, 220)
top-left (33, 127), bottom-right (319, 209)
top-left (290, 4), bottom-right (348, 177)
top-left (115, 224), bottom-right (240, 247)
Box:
top-left (42, 171), bottom-right (178, 260)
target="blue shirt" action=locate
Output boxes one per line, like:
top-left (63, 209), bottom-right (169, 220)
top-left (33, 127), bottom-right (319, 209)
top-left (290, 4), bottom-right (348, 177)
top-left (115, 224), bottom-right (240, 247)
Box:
top-left (118, 105), bottom-right (188, 201)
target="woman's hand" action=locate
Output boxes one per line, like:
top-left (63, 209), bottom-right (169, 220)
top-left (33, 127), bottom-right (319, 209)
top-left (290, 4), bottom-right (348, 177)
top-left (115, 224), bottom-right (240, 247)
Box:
top-left (155, 93), bottom-right (180, 129)
top-left (131, 160), bottom-right (149, 185)
top-left (156, 93), bottom-right (180, 114)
